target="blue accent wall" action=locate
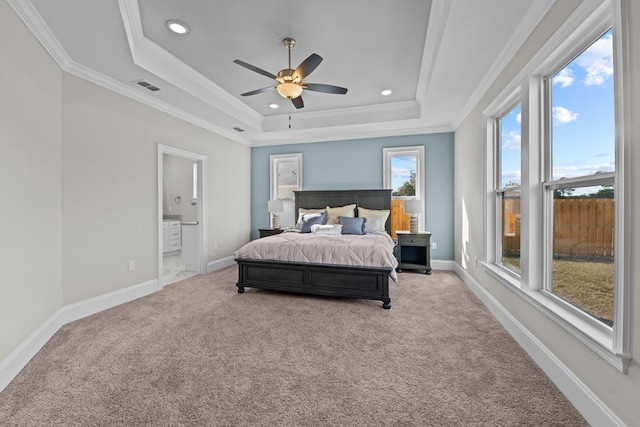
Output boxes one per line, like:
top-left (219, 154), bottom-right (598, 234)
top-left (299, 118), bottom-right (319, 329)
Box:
top-left (251, 132), bottom-right (454, 260)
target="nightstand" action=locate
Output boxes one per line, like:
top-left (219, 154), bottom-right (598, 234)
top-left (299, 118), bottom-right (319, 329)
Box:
top-left (395, 231), bottom-right (432, 274)
top-left (258, 228), bottom-right (285, 238)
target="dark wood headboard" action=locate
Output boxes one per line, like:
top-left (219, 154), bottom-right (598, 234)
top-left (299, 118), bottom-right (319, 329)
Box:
top-left (294, 189), bottom-right (392, 233)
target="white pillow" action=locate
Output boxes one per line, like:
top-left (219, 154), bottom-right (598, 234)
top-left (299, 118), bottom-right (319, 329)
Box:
top-left (363, 218), bottom-right (382, 234)
top-left (296, 208), bottom-right (326, 229)
top-left (311, 224), bottom-right (343, 235)
top-left (357, 207), bottom-right (390, 232)
top-left (325, 204), bottom-right (356, 225)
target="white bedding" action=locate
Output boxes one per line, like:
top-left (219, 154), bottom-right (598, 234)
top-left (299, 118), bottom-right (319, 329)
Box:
top-left (234, 231), bottom-right (398, 281)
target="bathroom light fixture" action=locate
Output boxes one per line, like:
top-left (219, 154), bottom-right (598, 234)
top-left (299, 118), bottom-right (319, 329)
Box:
top-left (166, 20), bottom-right (189, 34)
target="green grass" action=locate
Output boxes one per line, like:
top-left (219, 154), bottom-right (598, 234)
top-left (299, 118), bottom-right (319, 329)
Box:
top-left (503, 257), bottom-right (614, 324)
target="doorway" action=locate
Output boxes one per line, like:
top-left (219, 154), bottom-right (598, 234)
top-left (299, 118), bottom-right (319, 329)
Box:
top-left (157, 144), bottom-right (207, 289)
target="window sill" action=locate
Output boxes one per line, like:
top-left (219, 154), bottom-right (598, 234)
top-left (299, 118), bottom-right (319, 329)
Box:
top-left (481, 262), bottom-right (630, 373)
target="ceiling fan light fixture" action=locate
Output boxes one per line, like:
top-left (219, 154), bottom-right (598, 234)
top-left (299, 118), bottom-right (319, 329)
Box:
top-left (166, 20), bottom-right (189, 34)
top-left (276, 82), bottom-right (303, 99)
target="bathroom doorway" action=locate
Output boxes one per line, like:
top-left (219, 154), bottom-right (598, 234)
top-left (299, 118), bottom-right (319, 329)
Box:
top-left (157, 145), bottom-right (207, 288)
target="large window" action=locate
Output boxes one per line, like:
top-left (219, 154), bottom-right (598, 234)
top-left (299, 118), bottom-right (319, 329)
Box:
top-left (544, 29), bottom-right (616, 326)
top-left (496, 103), bottom-right (522, 275)
top-left (484, 2), bottom-right (629, 372)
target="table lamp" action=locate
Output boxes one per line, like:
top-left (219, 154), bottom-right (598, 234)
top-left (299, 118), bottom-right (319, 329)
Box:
top-left (404, 199), bottom-right (423, 233)
top-left (268, 199), bottom-right (284, 229)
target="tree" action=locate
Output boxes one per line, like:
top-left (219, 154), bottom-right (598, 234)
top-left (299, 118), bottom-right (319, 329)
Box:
top-left (393, 171), bottom-right (416, 196)
top-left (587, 184), bottom-right (614, 199)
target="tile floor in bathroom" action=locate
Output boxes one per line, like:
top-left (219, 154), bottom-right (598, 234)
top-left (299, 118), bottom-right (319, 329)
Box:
top-left (163, 252), bottom-right (198, 286)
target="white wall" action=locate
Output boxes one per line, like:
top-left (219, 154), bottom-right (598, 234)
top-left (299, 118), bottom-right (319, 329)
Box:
top-left (454, 0), bottom-right (640, 424)
top-left (0, 0), bottom-right (251, 364)
top-left (163, 154), bottom-right (197, 222)
top-left (61, 74), bottom-right (251, 305)
top-left (0, 0), bottom-right (63, 362)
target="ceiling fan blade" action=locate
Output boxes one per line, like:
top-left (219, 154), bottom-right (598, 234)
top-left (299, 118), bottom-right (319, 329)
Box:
top-left (291, 96), bottom-right (304, 109)
top-left (240, 86), bottom-right (276, 96)
top-left (303, 83), bottom-right (348, 95)
top-left (293, 54), bottom-right (323, 81)
top-left (233, 59), bottom-right (278, 80)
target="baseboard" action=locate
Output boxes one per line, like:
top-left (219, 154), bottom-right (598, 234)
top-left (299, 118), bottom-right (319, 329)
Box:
top-left (0, 278), bottom-right (158, 394)
top-left (0, 308), bottom-right (64, 392)
top-left (207, 255), bottom-right (235, 273)
top-left (454, 264), bottom-right (624, 427)
top-left (431, 259), bottom-right (455, 271)
top-left (63, 279), bottom-right (158, 324)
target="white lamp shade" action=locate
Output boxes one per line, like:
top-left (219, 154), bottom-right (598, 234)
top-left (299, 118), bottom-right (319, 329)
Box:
top-left (268, 199), bottom-right (284, 213)
top-left (404, 199), bottom-right (423, 214)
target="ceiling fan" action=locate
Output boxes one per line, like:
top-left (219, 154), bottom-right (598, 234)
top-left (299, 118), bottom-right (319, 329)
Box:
top-left (233, 37), bottom-right (348, 109)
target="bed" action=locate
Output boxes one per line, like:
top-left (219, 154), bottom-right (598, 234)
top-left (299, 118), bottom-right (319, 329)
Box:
top-left (234, 189), bottom-right (397, 308)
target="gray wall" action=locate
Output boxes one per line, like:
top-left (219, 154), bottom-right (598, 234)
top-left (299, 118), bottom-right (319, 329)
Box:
top-left (454, 0), bottom-right (640, 424)
top-left (0, 0), bottom-right (63, 364)
top-left (0, 0), bottom-right (251, 364)
top-left (251, 133), bottom-right (454, 260)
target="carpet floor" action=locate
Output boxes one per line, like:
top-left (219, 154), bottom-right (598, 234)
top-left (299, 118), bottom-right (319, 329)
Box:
top-left (0, 267), bottom-right (587, 426)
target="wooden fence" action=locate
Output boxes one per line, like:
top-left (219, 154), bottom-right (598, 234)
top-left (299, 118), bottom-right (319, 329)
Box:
top-left (503, 198), bottom-right (614, 257)
top-left (390, 199), bottom-right (410, 238)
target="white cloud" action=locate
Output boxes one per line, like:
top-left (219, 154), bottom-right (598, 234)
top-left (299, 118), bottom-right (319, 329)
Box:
top-left (502, 130), bottom-right (521, 150)
top-left (552, 162), bottom-right (614, 180)
top-left (553, 68), bottom-right (575, 88)
top-left (391, 167), bottom-right (412, 180)
top-left (577, 33), bottom-right (613, 86)
top-left (553, 106), bottom-right (578, 124)
top-left (501, 171), bottom-right (521, 187)
top-left (516, 113), bottom-right (521, 124)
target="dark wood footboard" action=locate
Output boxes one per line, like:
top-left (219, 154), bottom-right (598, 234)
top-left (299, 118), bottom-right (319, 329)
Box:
top-left (235, 258), bottom-right (392, 309)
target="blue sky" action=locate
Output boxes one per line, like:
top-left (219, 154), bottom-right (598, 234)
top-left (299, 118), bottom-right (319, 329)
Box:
top-left (391, 155), bottom-right (417, 192)
top-left (501, 29), bottom-right (615, 187)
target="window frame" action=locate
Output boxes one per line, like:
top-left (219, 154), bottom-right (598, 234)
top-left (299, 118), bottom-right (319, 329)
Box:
top-left (482, 0), bottom-right (630, 372)
top-left (494, 99), bottom-right (523, 276)
top-left (269, 153), bottom-right (302, 228)
top-left (383, 146), bottom-right (425, 230)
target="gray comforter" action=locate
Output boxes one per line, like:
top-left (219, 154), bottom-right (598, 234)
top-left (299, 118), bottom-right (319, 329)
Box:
top-left (234, 231), bottom-right (398, 281)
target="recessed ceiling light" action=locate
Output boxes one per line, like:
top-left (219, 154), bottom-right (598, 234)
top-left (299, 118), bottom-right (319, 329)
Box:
top-left (167, 20), bottom-right (189, 34)
top-left (269, 103), bottom-right (279, 109)
top-left (381, 89), bottom-right (392, 96)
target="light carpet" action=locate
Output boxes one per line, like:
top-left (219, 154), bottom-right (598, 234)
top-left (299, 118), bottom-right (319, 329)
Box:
top-left (0, 267), bottom-right (587, 426)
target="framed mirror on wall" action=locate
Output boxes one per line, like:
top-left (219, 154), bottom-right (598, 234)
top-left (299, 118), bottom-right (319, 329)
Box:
top-left (270, 153), bottom-right (302, 228)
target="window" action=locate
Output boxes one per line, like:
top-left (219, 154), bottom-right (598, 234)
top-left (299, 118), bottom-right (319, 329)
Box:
top-left (270, 154), bottom-right (302, 228)
top-left (496, 103), bottom-right (522, 275)
top-left (383, 146), bottom-right (425, 235)
top-left (544, 29), bottom-right (616, 326)
top-left (483, 2), bottom-right (629, 372)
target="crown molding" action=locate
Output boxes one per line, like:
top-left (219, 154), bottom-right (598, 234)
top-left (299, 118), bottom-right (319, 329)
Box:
top-left (251, 118), bottom-right (453, 147)
top-left (416, 0), bottom-right (452, 109)
top-left (117, 0), bottom-right (262, 130)
top-left (451, 0), bottom-right (556, 129)
top-left (7, 0), bottom-right (251, 146)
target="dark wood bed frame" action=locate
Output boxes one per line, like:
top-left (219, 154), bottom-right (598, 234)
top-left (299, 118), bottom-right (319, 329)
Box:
top-left (236, 189), bottom-right (394, 309)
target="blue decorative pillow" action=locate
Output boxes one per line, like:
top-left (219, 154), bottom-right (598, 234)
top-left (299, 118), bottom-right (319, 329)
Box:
top-left (300, 213), bottom-right (328, 233)
top-left (339, 216), bottom-right (366, 235)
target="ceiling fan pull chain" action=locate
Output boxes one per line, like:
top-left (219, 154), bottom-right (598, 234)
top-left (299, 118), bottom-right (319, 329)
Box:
top-left (288, 101), bottom-right (292, 129)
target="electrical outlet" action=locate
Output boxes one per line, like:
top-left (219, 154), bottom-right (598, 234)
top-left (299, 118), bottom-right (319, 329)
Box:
top-left (431, 242), bottom-right (437, 250)
top-left (128, 260), bottom-right (135, 271)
